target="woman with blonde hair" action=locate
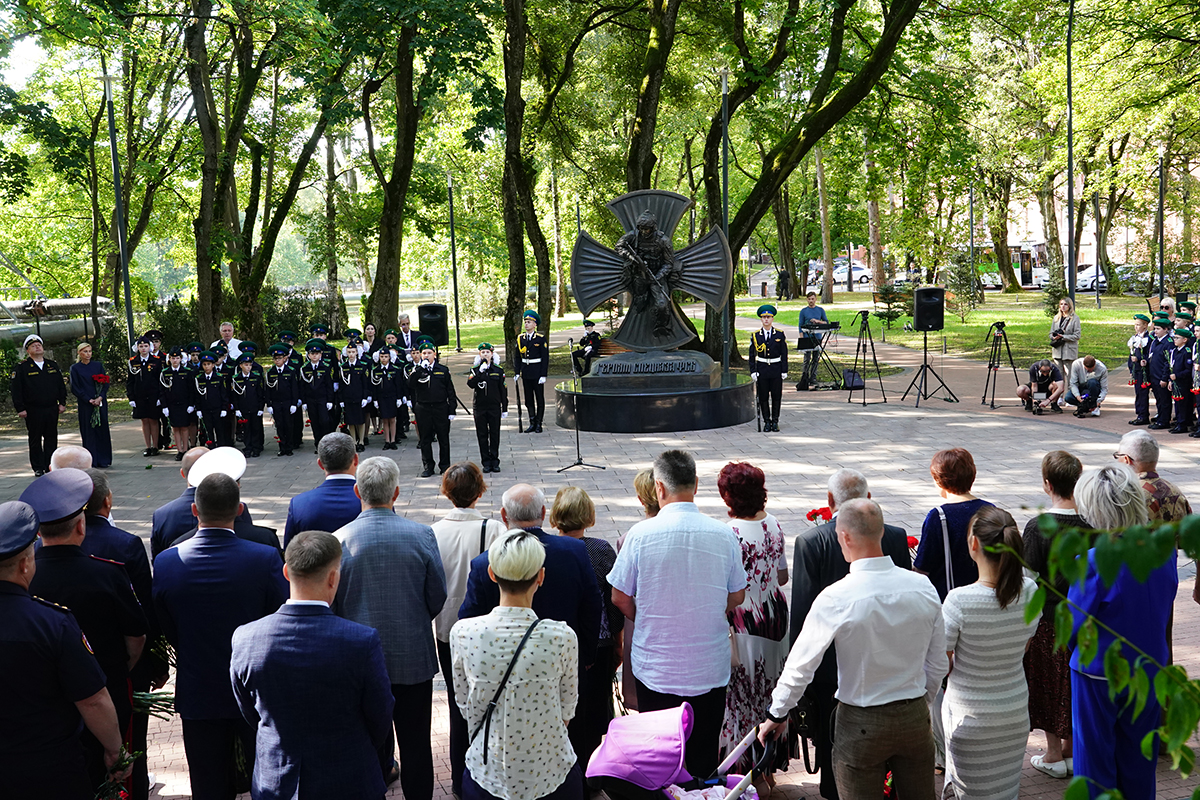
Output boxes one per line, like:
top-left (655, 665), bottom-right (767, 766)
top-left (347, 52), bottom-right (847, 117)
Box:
top-left (618, 468), bottom-right (658, 710)
top-left (1051, 297), bottom-right (1081, 400)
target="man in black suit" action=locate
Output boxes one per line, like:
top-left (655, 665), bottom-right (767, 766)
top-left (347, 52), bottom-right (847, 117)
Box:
top-left (150, 447), bottom-right (265, 560)
top-left (153, 473), bottom-right (288, 800)
top-left (790, 468), bottom-right (912, 800)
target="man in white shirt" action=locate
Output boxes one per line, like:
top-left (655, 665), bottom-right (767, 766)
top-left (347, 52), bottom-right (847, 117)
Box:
top-left (759, 499), bottom-right (947, 800)
top-left (1064, 354), bottom-right (1109, 417)
top-left (608, 449), bottom-right (748, 779)
top-left (211, 321), bottom-right (243, 360)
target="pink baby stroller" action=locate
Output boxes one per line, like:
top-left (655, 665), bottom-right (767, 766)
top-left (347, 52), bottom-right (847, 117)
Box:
top-left (585, 703), bottom-right (774, 800)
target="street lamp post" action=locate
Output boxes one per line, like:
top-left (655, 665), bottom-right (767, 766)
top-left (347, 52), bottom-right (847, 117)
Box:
top-left (720, 67), bottom-right (732, 376)
top-left (100, 54), bottom-right (135, 349)
top-left (1066, 0), bottom-right (1076, 304)
top-left (1158, 149), bottom-right (1167, 301)
top-left (1092, 192), bottom-right (1102, 308)
top-left (447, 171), bottom-right (462, 352)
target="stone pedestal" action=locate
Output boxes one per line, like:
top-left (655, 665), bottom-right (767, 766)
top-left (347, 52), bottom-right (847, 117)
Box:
top-left (581, 349), bottom-right (719, 393)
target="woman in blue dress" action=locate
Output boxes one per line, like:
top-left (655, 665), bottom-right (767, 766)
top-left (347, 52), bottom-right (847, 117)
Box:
top-left (69, 341), bottom-right (112, 467)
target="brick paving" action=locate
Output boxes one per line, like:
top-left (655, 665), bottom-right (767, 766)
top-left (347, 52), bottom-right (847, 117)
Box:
top-left (1, 316), bottom-right (1198, 799)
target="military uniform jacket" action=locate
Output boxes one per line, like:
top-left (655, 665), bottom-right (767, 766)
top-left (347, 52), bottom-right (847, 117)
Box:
top-left (467, 362), bottom-right (508, 411)
top-left (749, 328), bottom-right (789, 377)
top-left (515, 332), bottom-right (549, 380)
top-left (339, 360), bottom-right (372, 407)
top-left (265, 364), bottom-right (301, 410)
top-left (407, 361), bottom-right (458, 412)
top-left (371, 363), bottom-right (406, 407)
top-left (126, 356), bottom-right (162, 405)
top-left (11, 356), bottom-right (67, 412)
top-left (1149, 336), bottom-right (1173, 383)
top-left (29, 545), bottom-right (148, 685)
top-left (231, 368), bottom-right (266, 414)
top-left (194, 369), bottom-right (230, 416)
top-left (160, 365), bottom-right (196, 414)
top-left (0, 581), bottom-right (107, 762)
top-left (577, 331), bottom-right (602, 354)
top-left (299, 359), bottom-right (336, 408)
top-left (1128, 332), bottom-right (1150, 379)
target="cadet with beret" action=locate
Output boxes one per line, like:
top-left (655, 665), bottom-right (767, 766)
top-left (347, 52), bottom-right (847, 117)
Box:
top-left (265, 344), bottom-right (301, 457)
top-left (1128, 313), bottom-right (1152, 426)
top-left (161, 347), bottom-right (198, 460)
top-left (300, 339), bottom-right (338, 451)
top-left (194, 351), bottom-right (232, 447)
top-left (1169, 328), bottom-right (1195, 434)
top-left (1149, 317), bottom-right (1175, 430)
top-left (572, 320), bottom-right (602, 377)
top-left (24, 470), bottom-right (149, 788)
top-left (467, 343), bottom-right (508, 473)
top-left (408, 340), bottom-right (459, 477)
top-left (339, 343), bottom-right (373, 451)
top-left (187, 341), bottom-right (204, 368)
top-left (0, 500), bottom-right (131, 799)
top-left (749, 304), bottom-right (789, 432)
top-left (232, 353), bottom-right (267, 457)
top-left (276, 332), bottom-right (306, 447)
top-left (11, 333), bottom-right (68, 476)
top-left (128, 336), bottom-right (164, 457)
top-left (372, 346), bottom-right (406, 450)
top-left (514, 310), bottom-right (549, 433)
top-left (145, 329), bottom-right (175, 452)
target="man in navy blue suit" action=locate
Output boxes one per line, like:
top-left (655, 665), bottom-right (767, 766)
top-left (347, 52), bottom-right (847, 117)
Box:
top-left (231, 531), bottom-right (394, 800)
top-left (150, 447), bottom-right (254, 559)
top-left (283, 432), bottom-right (361, 547)
top-left (153, 473), bottom-right (289, 800)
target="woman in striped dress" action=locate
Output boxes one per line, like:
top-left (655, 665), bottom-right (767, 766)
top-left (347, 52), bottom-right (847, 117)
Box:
top-left (942, 506), bottom-right (1039, 800)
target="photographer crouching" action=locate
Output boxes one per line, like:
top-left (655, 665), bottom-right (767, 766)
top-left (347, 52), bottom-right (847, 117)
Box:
top-left (1063, 355), bottom-right (1108, 418)
top-left (1016, 359), bottom-right (1065, 414)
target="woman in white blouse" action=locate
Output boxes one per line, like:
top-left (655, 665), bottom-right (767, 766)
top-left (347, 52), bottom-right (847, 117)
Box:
top-left (450, 530), bottom-right (582, 800)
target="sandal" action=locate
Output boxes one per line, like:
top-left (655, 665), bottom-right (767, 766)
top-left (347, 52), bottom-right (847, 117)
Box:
top-left (1031, 754), bottom-right (1068, 779)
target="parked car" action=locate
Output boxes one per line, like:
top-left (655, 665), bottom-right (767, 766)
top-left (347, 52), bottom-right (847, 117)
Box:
top-left (1031, 266), bottom-right (1049, 287)
top-left (830, 263), bottom-right (872, 285)
top-left (1074, 265), bottom-right (1106, 291)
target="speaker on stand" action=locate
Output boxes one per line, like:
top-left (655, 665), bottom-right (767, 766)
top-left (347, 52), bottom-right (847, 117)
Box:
top-left (902, 287), bottom-right (958, 407)
top-left (417, 304), bottom-right (449, 347)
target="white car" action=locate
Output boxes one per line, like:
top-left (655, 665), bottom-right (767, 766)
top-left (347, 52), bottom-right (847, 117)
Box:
top-left (830, 264), bottom-right (872, 285)
top-left (1030, 266), bottom-right (1049, 287)
top-left (1074, 265), bottom-right (1107, 291)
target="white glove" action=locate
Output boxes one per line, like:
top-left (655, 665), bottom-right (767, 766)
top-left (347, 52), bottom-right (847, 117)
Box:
top-left (257, 410), bottom-right (263, 417)
top-left (325, 402), bottom-right (333, 410)
top-left (266, 406), bottom-right (273, 415)
top-left (449, 415), bottom-right (456, 421)
top-left (406, 399), bottom-right (413, 408)
top-left (339, 402), bottom-right (345, 407)
top-left (333, 383), bottom-right (340, 391)
top-left (129, 401), bottom-right (136, 409)
top-left (396, 399), bottom-right (402, 407)
top-left (220, 410), bottom-right (227, 418)
top-left (584, 347), bottom-right (592, 354)
top-left (751, 373), bottom-right (758, 382)
top-left (502, 412), bottom-right (508, 419)
top-left (196, 410), bottom-right (203, 419)
top-left (361, 399), bottom-right (369, 407)
top-left (235, 409), bottom-right (242, 417)
top-left (162, 407), bottom-right (170, 417)
top-left (186, 405), bottom-right (195, 413)
top-left (373, 400), bottom-right (379, 408)
top-left (289, 405), bottom-right (297, 414)
top-left (156, 399), bottom-right (162, 406)
top-left (302, 404), bottom-right (308, 412)
top-left (781, 373), bottom-right (788, 381)
top-left (473, 355), bottom-right (482, 367)
top-left (538, 377), bottom-right (546, 384)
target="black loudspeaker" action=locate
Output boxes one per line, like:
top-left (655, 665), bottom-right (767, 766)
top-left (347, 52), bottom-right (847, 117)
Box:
top-left (417, 303), bottom-right (449, 347)
top-left (913, 287), bottom-right (945, 332)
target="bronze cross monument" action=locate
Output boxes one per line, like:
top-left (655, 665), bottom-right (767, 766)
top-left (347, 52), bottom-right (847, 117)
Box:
top-left (571, 189), bottom-right (733, 352)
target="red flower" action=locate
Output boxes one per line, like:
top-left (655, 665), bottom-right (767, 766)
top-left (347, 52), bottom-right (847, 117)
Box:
top-left (806, 507), bottom-right (833, 522)
top-left (907, 535), bottom-right (919, 549)
top-left (93, 374), bottom-right (111, 384)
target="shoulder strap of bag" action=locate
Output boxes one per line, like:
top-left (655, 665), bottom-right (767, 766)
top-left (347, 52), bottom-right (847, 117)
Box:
top-left (470, 618), bottom-right (543, 764)
top-left (937, 506), bottom-right (954, 593)
top-left (480, 519), bottom-right (488, 556)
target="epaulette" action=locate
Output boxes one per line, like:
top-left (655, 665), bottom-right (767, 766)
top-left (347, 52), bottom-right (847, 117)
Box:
top-left (31, 595), bottom-right (71, 613)
top-left (89, 554), bottom-right (125, 567)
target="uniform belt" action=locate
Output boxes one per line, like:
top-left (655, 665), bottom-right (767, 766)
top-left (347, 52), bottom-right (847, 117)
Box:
top-left (757, 357), bottom-right (782, 364)
top-left (522, 358), bottom-right (542, 363)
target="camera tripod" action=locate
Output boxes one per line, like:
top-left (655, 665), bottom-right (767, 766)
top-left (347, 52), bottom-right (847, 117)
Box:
top-left (982, 321), bottom-right (1020, 409)
top-left (847, 311), bottom-right (887, 406)
top-left (901, 331), bottom-right (958, 408)
top-left (557, 336), bottom-right (605, 473)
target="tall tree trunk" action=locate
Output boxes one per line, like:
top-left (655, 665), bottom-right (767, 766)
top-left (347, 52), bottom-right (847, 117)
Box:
top-left (325, 131), bottom-right (347, 333)
top-left (816, 146), bottom-right (835, 303)
top-left (501, 0), bottom-right (530, 362)
top-left (625, 0), bottom-right (684, 191)
top-left (1036, 171), bottom-right (1063, 271)
top-left (865, 142), bottom-right (884, 287)
top-left (552, 163), bottom-right (566, 316)
top-left (1182, 161), bottom-right (1192, 264)
top-left (981, 169), bottom-right (1019, 292)
top-left (772, 183), bottom-right (796, 299)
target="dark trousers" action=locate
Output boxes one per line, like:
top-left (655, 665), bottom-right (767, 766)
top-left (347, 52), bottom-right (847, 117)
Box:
top-left (243, 414), bottom-right (264, 453)
top-left (571, 350), bottom-right (593, 377)
top-left (522, 377), bottom-right (545, 425)
top-left (1134, 384), bottom-right (1150, 420)
top-left (474, 405), bottom-right (501, 468)
top-left (308, 409), bottom-right (335, 447)
top-left (9, 747), bottom-right (91, 800)
top-left (78, 405), bottom-right (112, 467)
top-left (380, 680), bottom-right (435, 800)
top-left (181, 717), bottom-right (256, 800)
top-left (415, 403), bottom-right (451, 470)
top-left (398, 403), bottom-right (410, 437)
top-left (464, 762), bottom-right (582, 800)
top-left (1065, 377), bottom-right (1102, 411)
top-left (635, 678), bottom-right (726, 779)
top-left (807, 683), bottom-right (840, 800)
top-left (158, 414), bottom-right (172, 448)
top-left (437, 639), bottom-right (468, 796)
top-left (1153, 383), bottom-right (1173, 424)
top-left (569, 645), bottom-right (615, 772)
top-left (757, 374), bottom-right (782, 422)
top-left (292, 411), bottom-right (305, 448)
top-left (1175, 390), bottom-right (1196, 429)
top-left (1073, 669), bottom-right (1159, 800)
top-left (23, 406), bottom-right (58, 472)
top-left (832, 697), bottom-right (934, 800)
top-left (273, 409), bottom-right (296, 453)
top-left (199, 411), bottom-right (232, 447)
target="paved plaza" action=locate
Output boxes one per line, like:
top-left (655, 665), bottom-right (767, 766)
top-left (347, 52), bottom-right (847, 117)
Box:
top-left (2, 319), bottom-right (1198, 799)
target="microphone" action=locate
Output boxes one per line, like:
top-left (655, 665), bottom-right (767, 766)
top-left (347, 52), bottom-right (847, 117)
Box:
top-left (568, 337), bottom-right (574, 346)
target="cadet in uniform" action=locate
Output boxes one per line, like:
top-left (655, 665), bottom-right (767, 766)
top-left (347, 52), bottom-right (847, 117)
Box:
top-left (195, 351), bottom-right (232, 447)
top-left (1168, 328), bottom-right (1195, 434)
top-left (231, 353), bottom-right (267, 457)
top-left (1128, 313), bottom-right (1152, 426)
top-left (300, 338), bottom-right (337, 451)
top-left (372, 345), bottom-right (406, 450)
top-left (265, 344), bottom-right (301, 457)
top-left (467, 342), bottom-right (508, 473)
top-left (128, 335), bottom-right (163, 456)
top-left (0, 500), bottom-right (129, 799)
top-left (10, 333), bottom-right (67, 475)
top-left (160, 347), bottom-right (197, 460)
top-left (407, 339), bottom-right (459, 477)
top-left (146, 330), bottom-right (173, 451)
top-left (382, 328), bottom-right (412, 439)
top-left (572, 319), bottom-right (602, 377)
top-left (24, 470), bottom-right (148, 788)
top-left (339, 343), bottom-right (373, 451)
top-left (749, 304), bottom-right (789, 431)
top-left (514, 310), bottom-right (549, 432)
top-left (276, 331), bottom-right (306, 448)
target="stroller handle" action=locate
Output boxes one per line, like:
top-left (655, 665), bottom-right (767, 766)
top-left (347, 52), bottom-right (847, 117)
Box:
top-left (714, 726), bottom-right (777, 800)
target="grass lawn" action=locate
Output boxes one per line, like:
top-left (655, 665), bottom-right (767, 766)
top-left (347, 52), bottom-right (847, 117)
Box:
top-left (738, 291), bottom-right (1148, 372)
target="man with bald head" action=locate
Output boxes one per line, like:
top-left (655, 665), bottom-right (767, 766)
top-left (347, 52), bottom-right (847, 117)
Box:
top-left (760, 499), bottom-right (947, 800)
top-left (50, 445), bottom-right (92, 471)
top-left (150, 447), bottom-right (253, 559)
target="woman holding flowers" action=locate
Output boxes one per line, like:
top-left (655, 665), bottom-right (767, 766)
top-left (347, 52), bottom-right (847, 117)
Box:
top-left (70, 341), bottom-right (112, 467)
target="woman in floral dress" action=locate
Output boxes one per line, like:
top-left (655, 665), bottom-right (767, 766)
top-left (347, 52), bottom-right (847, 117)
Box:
top-left (717, 461), bottom-right (789, 774)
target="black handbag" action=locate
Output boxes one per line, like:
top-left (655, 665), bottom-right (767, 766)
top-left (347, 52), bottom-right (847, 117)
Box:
top-left (789, 694), bottom-right (819, 774)
top-left (470, 618), bottom-right (543, 764)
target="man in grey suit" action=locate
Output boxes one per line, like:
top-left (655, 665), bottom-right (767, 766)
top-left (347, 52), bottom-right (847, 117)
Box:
top-left (790, 469), bottom-right (912, 800)
top-left (231, 532), bottom-right (394, 800)
top-left (332, 457), bottom-right (447, 800)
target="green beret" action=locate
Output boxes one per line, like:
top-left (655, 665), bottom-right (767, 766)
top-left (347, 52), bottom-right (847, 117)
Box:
top-left (1181, 301), bottom-right (1197, 312)
top-left (187, 341), bottom-right (203, 352)
top-left (523, 310), bottom-right (541, 324)
top-left (477, 342), bottom-right (494, 351)
top-left (304, 338), bottom-right (326, 353)
top-left (199, 350), bottom-right (217, 362)
top-left (384, 328), bottom-right (400, 337)
top-left (277, 329), bottom-right (298, 341)
top-left (1176, 312), bottom-right (1194, 322)
top-left (417, 336), bottom-right (436, 350)
top-left (1173, 328), bottom-right (1195, 341)
top-left (269, 344), bottom-right (290, 356)
top-left (757, 304), bottom-right (778, 317)
top-left (1134, 314), bottom-right (1150, 322)
top-left (240, 341), bottom-right (258, 353)
top-left (1153, 318), bottom-right (1173, 329)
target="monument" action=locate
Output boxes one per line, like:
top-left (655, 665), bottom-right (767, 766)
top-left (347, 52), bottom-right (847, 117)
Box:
top-left (558, 189), bottom-right (754, 432)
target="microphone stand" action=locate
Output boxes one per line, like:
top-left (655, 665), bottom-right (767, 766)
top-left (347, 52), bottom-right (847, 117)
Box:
top-left (558, 336), bottom-right (605, 472)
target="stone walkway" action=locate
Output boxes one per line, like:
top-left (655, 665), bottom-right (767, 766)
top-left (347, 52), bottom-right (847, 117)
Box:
top-left (1, 318), bottom-right (1197, 799)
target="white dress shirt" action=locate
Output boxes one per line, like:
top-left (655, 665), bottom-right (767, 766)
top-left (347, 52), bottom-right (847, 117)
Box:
top-left (211, 337), bottom-right (243, 360)
top-left (430, 509), bottom-right (508, 641)
top-left (769, 556), bottom-right (948, 717)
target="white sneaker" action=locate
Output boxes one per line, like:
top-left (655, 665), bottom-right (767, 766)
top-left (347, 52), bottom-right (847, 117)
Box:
top-left (1091, 408), bottom-right (1101, 417)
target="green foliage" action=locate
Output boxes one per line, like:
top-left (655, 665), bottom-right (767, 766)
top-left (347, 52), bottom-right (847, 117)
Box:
top-left (1043, 263), bottom-right (1070, 317)
top-left (944, 251), bottom-right (981, 323)
top-left (873, 284), bottom-right (908, 330)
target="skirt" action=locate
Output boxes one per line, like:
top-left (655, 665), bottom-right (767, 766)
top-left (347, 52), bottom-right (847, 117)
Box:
top-left (1023, 609), bottom-right (1072, 739)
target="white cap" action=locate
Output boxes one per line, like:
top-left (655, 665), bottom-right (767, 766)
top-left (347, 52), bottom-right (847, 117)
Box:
top-left (187, 446), bottom-right (248, 487)
top-left (23, 334), bottom-right (43, 350)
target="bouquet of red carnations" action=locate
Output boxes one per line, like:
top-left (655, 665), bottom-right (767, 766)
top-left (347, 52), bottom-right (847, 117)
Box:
top-left (805, 507), bottom-right (832, 523)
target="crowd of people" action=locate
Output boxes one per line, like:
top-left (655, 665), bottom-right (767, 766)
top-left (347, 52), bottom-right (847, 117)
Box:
top-left (0, 430), bottom-right (1192, 800)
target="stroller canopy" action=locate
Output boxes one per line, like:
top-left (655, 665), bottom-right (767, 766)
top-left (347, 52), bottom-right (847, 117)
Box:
top-left (586, 703), bottom-right (694, 790)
